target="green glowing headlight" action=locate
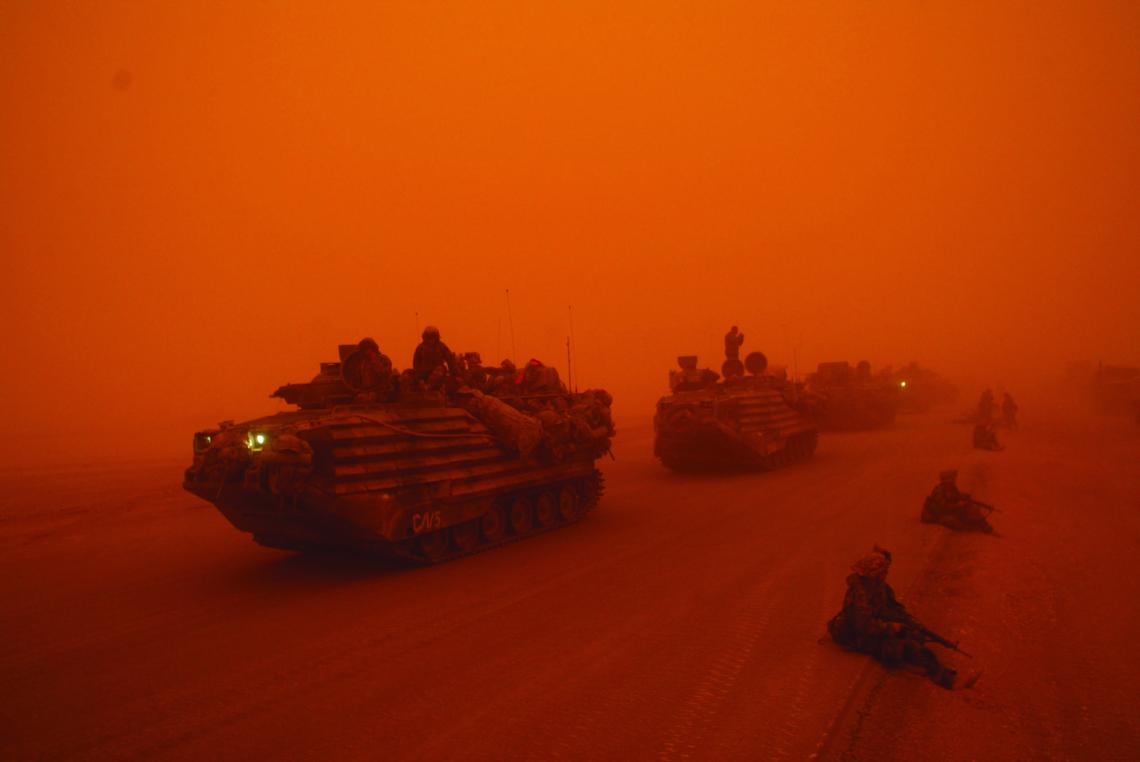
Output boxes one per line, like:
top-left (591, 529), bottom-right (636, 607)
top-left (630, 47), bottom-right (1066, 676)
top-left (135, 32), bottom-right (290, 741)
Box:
top-left (247, 432), bottom-right (268, 451)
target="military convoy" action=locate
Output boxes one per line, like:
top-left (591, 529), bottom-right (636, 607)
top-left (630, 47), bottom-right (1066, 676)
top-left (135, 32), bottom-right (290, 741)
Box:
top-left (183, 342), bottom-right (615, 563)
top-left (653, 351), bottom-right (818, 471)
top-left (802, 360), bottom-right (899, 430)
top-left (184, 325), bottom-right (971, 562)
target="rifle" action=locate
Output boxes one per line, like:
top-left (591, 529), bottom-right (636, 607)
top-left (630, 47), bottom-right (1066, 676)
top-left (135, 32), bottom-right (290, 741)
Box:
top-left (912, 621), bottom-right (973, 658)
top-left (970, 499), bottom-right (999, 513)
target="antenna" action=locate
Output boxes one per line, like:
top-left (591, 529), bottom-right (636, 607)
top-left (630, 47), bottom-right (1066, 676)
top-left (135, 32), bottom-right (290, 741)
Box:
top-left (566, 336), bottom-right (573, 392)
top-left (496, 317), bottom-right (502, 363)
top-left (505, 289), bottom-right (517, 364)
top-left (568, 305), bottom-right (578, 392)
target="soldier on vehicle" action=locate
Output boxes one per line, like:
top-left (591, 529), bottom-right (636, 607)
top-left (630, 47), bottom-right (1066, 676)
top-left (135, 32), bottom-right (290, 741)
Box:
top-left (828, 546), bottom-right (961, 689)
top-left (671, 356), bottom-right (720, 392)
top-left (724, 326), bottom-right (744, 361)
top-left (1001, 392), bottom-right (1019, 429)
top-left (412, 326), bottom-right (456, 381)
top-left (723, 327), bottom-right (746, 378)
top-left (520, 358), bottom-right (567, 394)
top-left (972, 421), bottom-right (1004, 451)
top-left (344, 337), bottom-right (396, 398)
top-left (921, 470), bottom-right (996, 533)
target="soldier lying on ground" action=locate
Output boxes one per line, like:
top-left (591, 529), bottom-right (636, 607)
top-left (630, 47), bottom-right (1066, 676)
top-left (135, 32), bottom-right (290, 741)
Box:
top-left (921, 470), bottom-right (996, 533)
top-left (828, 547), bottom-right (961, 689)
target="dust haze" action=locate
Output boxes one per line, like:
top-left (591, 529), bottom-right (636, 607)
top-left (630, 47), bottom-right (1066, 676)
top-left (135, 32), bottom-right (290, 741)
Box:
top-left (2, 2), bottom-right (1137, 464)
top-left (4, 4), bottom-right (1140, 760)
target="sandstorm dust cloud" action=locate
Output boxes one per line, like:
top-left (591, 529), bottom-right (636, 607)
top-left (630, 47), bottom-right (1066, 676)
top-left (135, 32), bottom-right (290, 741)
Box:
top-left (1, 1), bottom-right (1138, 465)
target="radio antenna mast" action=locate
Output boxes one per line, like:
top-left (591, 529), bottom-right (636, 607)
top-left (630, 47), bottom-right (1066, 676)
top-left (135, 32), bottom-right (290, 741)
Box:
top-left (568, 304), bottom-right (578, 392)
top-left (505, 289), bottom-right (517, 364)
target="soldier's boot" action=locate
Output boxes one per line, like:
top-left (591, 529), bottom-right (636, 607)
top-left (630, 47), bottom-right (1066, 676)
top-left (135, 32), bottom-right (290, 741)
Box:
top-left (920, 499), bottom-right (939, 524)
top-left (931, 665), bottom-right (957, 690)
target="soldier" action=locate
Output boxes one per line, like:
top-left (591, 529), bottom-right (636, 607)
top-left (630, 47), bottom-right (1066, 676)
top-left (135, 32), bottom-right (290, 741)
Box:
top-left (828, 547), bottom-right (959, 689)
top-left (972, 421), bottom-right (1004, 451)
top-left (344, 337), bottom-right (395, 397)
top-left (1001, 392), bottom-right (1019, 429)
top-left (922, 470), bottom-right (995, 533)
top-left (520, 358), bottom-right (567, 394)
top-left (412, 326), bottom-right (456, 381)
top-left (977, 388), bottom-right (995, 423)
top-left (724, 326), bottom-right (745, 362)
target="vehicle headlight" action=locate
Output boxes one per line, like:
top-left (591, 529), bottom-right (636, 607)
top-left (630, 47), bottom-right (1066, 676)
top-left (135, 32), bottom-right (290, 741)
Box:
top-left (899, 380), bottom-right (908, 388)
top-left (247, 432), bottom-right (268, 451)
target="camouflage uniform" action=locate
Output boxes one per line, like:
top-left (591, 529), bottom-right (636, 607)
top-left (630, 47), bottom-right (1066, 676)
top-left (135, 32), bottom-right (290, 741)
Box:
top-left (921, 470), bottom-right (994, 532)
top-left (413, 327), bottom-right (456, 381)
top-left (828, 548), bottom-right (957, 689)
top-left (344, 338), bottom-right (395, 397)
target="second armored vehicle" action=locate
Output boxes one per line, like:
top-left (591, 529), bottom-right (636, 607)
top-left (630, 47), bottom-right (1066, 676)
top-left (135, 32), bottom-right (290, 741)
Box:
top-left (804, 360), bottom-right (899, 430)
top-left (654, 352), bottom-right (817, 471)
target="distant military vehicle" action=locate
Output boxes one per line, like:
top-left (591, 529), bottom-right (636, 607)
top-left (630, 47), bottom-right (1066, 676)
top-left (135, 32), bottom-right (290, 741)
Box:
top-left (1091, 363), bottom-right (1140, 416)
top-left (804, 361), bottom-right (899, 430)
top-left (653, 351), bottom-right (817, 470)
top-left (183, 342), bottom-right (615, 563)
top-left (878, 362), bottom-right (958, 414)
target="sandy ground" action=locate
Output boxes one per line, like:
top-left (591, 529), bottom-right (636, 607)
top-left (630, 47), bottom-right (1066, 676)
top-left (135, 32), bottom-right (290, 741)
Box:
top-left (2, 411), bottom-right (1138, 760)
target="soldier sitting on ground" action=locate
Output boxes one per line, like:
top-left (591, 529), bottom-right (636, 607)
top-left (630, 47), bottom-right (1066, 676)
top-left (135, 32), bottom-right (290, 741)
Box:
top-left (972, 421), bottom-right (1004, 451)
top-left (922, 470), bottom-right (995, 533)
top-left (828, 547), bottom-right (960, 689)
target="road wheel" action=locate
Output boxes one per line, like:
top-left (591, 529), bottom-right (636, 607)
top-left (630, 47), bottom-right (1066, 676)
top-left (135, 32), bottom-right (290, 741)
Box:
top-left (481, 505), bottom-right (507, 542)
top-left (451, 520), bottom-right (480, 551)
top-left (534, 492), bottom-right (557, 528)
top-left (558, 486), bottom-right (581, 522)
top-left (509, 496), bottom-right (533, 535)
top-left (417, 529), bottom-right (451, 562)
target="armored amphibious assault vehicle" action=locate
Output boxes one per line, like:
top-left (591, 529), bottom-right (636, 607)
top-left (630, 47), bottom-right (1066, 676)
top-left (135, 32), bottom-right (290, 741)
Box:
top-left (183, 342), bottom-right (615, 563)
top-left (653, 351), bottom-right (817, 471)
top-left (803, 361), bottom-right (899, 430)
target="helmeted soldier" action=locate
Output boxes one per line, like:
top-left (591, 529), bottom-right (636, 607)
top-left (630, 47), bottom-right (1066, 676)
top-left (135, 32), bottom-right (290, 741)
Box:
top-left (828, 547), bottom-right (959, 689)
top-left (412, 326), bottom-right (456, 381)
top-left (343, 337), bottom-right (395, 398)
top-left (922, 470), bottom-right (995, 532)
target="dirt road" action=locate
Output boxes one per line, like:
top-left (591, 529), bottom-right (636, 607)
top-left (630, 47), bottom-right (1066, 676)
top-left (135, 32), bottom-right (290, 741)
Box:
top-left (3, 412), bottom-right (1138, 760)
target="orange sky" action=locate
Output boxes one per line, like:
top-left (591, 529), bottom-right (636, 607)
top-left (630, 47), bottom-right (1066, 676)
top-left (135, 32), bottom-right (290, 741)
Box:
top-left (2, 1), bottom-right (1138, 465)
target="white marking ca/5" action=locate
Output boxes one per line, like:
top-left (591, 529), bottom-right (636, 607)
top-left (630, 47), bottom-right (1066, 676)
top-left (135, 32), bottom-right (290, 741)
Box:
top-left (412, 511), bottom-right (442, 534)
